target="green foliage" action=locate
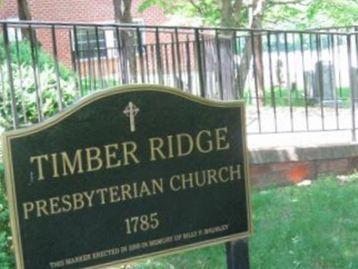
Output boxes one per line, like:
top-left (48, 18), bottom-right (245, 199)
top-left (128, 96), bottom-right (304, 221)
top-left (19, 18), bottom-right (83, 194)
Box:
top-left (138, 0), bottom-right (222, 26)
top-left (265, 0), bottom-right (358, 29)
top-left (0, 40), bottom-right (77, 130)
top-left (0, 64), bottom-right (76, 129)
top-left (0, 39), bottom-right (72, 80)
top-left (139, 0), bottom-right (358, 29)
top-left (0, 170), bottom-right (15, 269)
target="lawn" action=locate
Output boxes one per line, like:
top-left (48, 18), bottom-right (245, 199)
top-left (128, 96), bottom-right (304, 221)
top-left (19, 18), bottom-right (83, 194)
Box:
top-left (0, 172), bottom-right (357, 269)
top-left (131, 175), bottom-right (358, 269)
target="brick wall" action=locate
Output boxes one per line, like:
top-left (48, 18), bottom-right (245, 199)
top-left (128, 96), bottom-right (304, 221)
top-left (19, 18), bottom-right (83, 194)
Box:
top-left (0, 0), bottom-right (17, 19)
top-left (249, 144), bottom-right (358, 187)
top-left (0, 0), bottom-right (169, 66)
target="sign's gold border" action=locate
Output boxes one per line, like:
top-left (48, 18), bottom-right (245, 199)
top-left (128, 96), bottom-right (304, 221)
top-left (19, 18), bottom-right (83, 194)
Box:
top-left (2, 84), bottom-right (252, 269)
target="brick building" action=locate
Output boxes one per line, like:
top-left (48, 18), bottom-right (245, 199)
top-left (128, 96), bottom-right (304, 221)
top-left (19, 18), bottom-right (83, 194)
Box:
top-left (0, 0), bottom-right (167, 24)
top-left (0, 0), bottom-right (168, 67)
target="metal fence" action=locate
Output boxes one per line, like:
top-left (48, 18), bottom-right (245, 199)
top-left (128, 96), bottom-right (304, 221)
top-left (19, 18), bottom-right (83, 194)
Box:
top-left (0, 21), bottom-right (357, 140)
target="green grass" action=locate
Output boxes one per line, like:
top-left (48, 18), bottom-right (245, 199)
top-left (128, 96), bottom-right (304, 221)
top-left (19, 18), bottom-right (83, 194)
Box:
top-left (0, 173), bottom-right (357, 269)
top-left (132, 175), bottom-right (358, 269)
top-left (244, 87), bottom-right (352, 108)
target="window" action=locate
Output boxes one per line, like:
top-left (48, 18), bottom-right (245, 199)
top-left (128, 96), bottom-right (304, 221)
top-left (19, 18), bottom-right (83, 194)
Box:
top-left (74, 29), bottom-right (107, 59)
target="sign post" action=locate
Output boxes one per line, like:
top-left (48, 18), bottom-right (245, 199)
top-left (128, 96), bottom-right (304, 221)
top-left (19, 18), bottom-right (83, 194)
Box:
top-left (3, 85), bottom-right (251, 269)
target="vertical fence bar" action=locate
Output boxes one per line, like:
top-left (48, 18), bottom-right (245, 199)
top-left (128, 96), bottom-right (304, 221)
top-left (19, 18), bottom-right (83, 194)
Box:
top-left (185, 35), bottom-right (192, 92)
top-left (115, 27), bottom-right (125, 84)
top-left (85, 30), bottom-right (94, 92)
top-left (164, 44), bottom-right (170, 84)
top-left (170, 33), bottom-right (177, 86)
top-left (29, 24), bottom-right (43, 122)
top-left (73, 25), bottom-right (84, 95)
top-left (316, 33), bottom-right (325, 130)
top-left (155, 27), bottom-right (164, 84)
top-left (2, 23), bottom-right (19, 128)
top-left (136, 27), bottom-right (145, 83)
top-left (329, 34), bottom-right (339, 129)
top-left (215, 30), bottom-right (224, 100)
top-left (232, 31), bottom-right (240, 99)
top-left (267, 32), bottom-right (278, 132)
top-left (282, 32), bottom-right (294, 131)
top-left (250, 31), bottom-right (262, 133)
top-left (175, 28), bottom-right (183, 89)
top-left (95, 26), bottom-right (104, 88)
top-left (144, 45), bottom-right (150, 83)
top-left (14, 27), bottom-right (27, 124)
top-left (299, 33), bottom-right (310, 130)
top-left (51, 25), bottom-right (63, 110)
top-left (150, 44), bottom-right (156, 83)
top-left (347, 34), bottom-right (357, 141)
top-left (195, 28), bottom-right (205, 97)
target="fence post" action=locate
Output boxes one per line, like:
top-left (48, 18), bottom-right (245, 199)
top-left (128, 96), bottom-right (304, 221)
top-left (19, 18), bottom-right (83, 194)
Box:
top-left (2, 23), bottom-right (19, 129)
top-left (347, 34), bottom-right (357, 142)
top-left (195, 28), bottom-right (205, 97)
top-left (226, 239), bottom-right (250, 269)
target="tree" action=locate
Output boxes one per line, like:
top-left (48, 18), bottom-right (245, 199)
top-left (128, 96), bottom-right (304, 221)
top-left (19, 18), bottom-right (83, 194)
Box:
top-left (17, 0), bottom-right (33, 40)
top-left (138, 0), bottom-right (357, 99)
top-left (113, 0), bottom-right (136, 82)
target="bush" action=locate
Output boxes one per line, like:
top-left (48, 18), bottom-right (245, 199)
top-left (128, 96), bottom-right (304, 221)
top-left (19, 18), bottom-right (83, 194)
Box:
top-left (0, 39), bottom-right (77, 130)
top-left (0, 167), bottom-right (15, 269)
top-left (0, 64), bottom-right (76, 129)
top-left (0, 39), bottom-right (72, 80)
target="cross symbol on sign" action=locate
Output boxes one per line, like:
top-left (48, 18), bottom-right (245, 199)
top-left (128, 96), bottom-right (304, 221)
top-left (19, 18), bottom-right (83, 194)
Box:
top-left (123, 102), bottom-right (140, 132)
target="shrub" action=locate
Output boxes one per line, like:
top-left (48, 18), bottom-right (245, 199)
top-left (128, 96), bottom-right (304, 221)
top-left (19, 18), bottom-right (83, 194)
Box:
top-left (0, 167), bottom-right (15, 269)
top-left (0, 39), bottom-right (72, 80)
top-left (0, 64), bottom-right (76, 129)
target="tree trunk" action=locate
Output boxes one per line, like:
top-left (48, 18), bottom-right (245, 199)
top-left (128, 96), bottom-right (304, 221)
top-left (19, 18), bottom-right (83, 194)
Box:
top-left (17, 0), bottom-right (33, 40)
top-left (113, 0), bottom-right (136, 82)
top-left (236, 0), bottom-right (265, 101)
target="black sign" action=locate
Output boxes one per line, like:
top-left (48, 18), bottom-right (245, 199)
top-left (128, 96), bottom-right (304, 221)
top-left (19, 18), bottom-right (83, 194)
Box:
top-left (3, 85), bottom-right (251, 269)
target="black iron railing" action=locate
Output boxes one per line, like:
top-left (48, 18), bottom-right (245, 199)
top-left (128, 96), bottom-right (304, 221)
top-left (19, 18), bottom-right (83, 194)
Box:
top-left (0, 21), bottom-right (357, 140)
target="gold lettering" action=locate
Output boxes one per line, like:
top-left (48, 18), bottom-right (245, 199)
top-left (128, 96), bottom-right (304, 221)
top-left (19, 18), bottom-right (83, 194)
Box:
top-left (195, 171), bottom-right (207, 187)
top-left (62, 150), bottom-right (84, 176)
top-left (218, 167), bottom-right (230, 182)
top-left (121, 184), bottom-right (133, 200)
top-left (61, 194), bottom-right (73, 212)
top-left (30, 154), bottom-right (48, 180)
top-left (86, 147), bottom-right (103, 172)
top-left (196, 130), bottom-right (213, 153)
top-left (169, 175), bottom-right (181, 191)
top-left (83, 190), bottom-right (96, 207)
top-left (51, 153), bottom-right (60, 178)
top-left (230, 165), bottom-right (241, 180)
top-left (181, 172), bottom-right (194, 189)
top-left (72, 193), bottom-right (85, 210)
top-left (36, 200), bottom-right (49, 217)
top-left (151, 178), bottom-right (164, 194)
top-left (215, 127), bottom-right (230, 150)
top-left (167, 135), bottom-right (174, 158)
top-left (149, 137), bottom-right (166, 161)
top-left (122, 142), bottom-right (140, 165)
top-left (177, 133), bottom-right (194, 157)
top-left (109, 186), bottom-right (121, 203)
top-left (207, 169), bottom-right (218, 184)
top-left (23, 202), bottom-right (34, 220)
top-left (96, 188), bottom-right (108, 204)
top-left (104, 144), bottom-right (121, 169)
top-left (49, 197), bottom-right (62, 215)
